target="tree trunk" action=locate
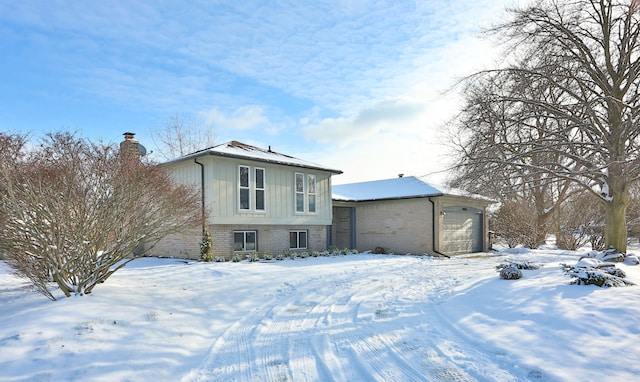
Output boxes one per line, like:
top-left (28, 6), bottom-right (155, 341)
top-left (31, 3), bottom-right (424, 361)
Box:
top-left (604, 186), bottom-right (630, 253)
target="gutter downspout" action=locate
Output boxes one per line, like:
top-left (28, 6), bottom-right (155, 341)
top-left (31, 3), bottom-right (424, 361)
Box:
top-left (429, 197), bottom-right (450, 258)
top-left (194, 158), bottom-right (206, 235)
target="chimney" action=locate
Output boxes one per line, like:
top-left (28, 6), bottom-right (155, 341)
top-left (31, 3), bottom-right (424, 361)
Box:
top-left (119, 131), bottom-right (140, 161)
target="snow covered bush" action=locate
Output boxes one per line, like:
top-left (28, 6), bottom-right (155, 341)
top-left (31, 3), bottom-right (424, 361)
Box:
top-left (499, 265), bottom-right (523, 280)
top-left (246, 252), bottom-right (260, 262)
top-left (561, 264), bottom-right (635, 287)
top-left (231, 254), bottom-right (242, 263)
top-left (497, 260), bottom-right (541, 271)
top-left (0, 132), bottom-right (202, 300)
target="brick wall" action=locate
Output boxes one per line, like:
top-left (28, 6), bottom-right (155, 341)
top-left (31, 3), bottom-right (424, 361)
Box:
top-left (153, 224), bottom-right (329, 260)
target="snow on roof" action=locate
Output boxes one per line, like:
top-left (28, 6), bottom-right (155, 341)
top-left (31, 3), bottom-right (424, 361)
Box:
top-left (165, 141), bottom-right (342, 174)
top-left (332, 176), bottom-right (443, 201)
top-left (332, 176), bottom-right (494, 202)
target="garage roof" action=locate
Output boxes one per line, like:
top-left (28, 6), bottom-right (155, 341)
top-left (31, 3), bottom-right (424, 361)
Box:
top-left (332, 176), bottom-right (443, 202)
top-left (332, 176), bottom-right (493, 202)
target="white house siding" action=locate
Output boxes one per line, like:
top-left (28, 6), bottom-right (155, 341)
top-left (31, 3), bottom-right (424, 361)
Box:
top-left (206, 156), bottom-right (334, 226)
top-left (353, 199), bottom-right (433, 255)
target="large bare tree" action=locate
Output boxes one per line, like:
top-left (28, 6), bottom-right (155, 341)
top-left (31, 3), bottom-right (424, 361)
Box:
top-left (149, 113), bottom-right (216, 161)
top-left (0, 131), bottom-right (202, 300)
top-left (452, 0), bottom-right (640, 252)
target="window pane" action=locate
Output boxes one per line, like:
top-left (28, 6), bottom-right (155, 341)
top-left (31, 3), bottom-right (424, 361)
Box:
top-left (240, 189), bottom-right (250, 210)
top-left (290, 232), bottom-right (298, 248)
top-left (256, 168), bottom-right (264, 189)
top-left (296, 193), bottom-right (304, 212)
top-left (256, 190), bottom-right (265, 211)
top-left (240, 166), bottom-right (249, 187)
top-left (308, 175), bottom-right (316, 193)
top-left (308, 195), bottom-right (316, 213)
top-left (246, 232), bottom-right (256, 250)
top-left (299, 231), bottom-right (307, 248)
top-left (234, 232), bottom-right (245, 251)
top-left (295, 173), bottom-right (304, 192)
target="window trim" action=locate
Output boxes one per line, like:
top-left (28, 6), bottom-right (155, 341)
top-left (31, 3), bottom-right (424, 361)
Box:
top-left (234, 230), bottom-right (257, 252)
top-left (255, 167), bottom-right (266, 212)
top-left (290, 230), bottom-right (308, 250)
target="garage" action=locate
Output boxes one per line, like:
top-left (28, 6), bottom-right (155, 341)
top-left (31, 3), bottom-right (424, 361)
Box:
top-left (441, 206), bottom-right (483, 255)
top-left (332, 176), bottom-right (493, 255)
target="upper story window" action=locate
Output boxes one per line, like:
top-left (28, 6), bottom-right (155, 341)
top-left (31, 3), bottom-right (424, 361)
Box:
top-left (295, 172), bottom-right (318, 214)
top-left (239, 165), bottom-right (266, 212)
top-left (255, 168), bottom-right (265, 211)
top-left (295, 172), bottom-right (305, 213)
top-left (239, 166), bottom-right (250, 211)
top-left (307, 174), bottom-right (316, 214)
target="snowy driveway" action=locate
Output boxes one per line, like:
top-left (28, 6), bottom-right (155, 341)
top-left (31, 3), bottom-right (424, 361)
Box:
top-left (2, 251), bottom-right (639, 381)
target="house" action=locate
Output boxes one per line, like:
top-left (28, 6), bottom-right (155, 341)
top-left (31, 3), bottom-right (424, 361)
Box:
top-left (154, 140), bottom-right (343, 259)
top-left (331, 176), bottom-right (493, 256)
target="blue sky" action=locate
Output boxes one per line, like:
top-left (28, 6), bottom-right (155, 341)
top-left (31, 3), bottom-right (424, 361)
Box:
top-left (0, 0), bottom-right (514, 184)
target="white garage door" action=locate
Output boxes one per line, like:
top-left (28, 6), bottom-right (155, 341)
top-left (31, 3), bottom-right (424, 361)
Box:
top-left (441, 206), bottom-right (483, 255)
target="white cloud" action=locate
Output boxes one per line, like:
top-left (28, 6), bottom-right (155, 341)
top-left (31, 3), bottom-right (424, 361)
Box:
top-left (303, 97), bottom-right (426, 146)
top-left (204, 105), bottom-right (270, 131)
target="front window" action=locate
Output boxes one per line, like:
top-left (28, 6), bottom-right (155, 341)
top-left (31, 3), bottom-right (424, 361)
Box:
top-left (255, 168), bottom-right (265, 211)
top-left (290, 230), bottom-right (308, 249)
top-left (307, 174), bottom-right (316, 213)
top-left (295, 172), bottom-right (305, 213)
top-left (239, 166), bottom-right (250, 211)
top-left (234, 231), bottom-right (257, 251)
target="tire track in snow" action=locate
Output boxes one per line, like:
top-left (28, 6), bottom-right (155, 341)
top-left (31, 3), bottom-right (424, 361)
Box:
top-left (182, 255), bottom-right (517, 381)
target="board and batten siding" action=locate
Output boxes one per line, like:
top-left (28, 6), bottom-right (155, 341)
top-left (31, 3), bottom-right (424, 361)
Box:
top-left (166, 155), bottom-right (334, 226)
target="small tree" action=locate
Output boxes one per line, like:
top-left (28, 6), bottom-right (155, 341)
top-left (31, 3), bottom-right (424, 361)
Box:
top-left (0, 131), bottom-right (202, 300)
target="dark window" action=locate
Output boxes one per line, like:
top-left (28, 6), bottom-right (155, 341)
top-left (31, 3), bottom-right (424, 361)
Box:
top-left (290, 230), bottom-right (308, 249)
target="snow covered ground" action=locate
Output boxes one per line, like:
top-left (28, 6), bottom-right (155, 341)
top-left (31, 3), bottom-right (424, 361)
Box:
top-left (1, 245), bottom-right (640, 382)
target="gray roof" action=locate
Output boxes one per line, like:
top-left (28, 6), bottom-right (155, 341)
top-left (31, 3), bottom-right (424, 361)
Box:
top-left (164, 141), bottom-right (342, 174)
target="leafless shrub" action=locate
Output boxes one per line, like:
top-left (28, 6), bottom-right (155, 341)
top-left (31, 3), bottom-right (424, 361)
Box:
top-left (0, 131), bottom-right (202, 300)
top-left (555, 192), bottom-right (605, 250)
top-left (492, 200), bottom-right (542, 249)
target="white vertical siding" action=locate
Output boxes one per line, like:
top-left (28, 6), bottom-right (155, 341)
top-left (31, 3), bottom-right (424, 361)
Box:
top-left (166, 155), bottom-right (335, 226)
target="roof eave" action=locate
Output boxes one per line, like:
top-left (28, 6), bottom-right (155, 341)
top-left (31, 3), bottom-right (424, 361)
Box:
top-left (164, 149), bottom-right (342, 174)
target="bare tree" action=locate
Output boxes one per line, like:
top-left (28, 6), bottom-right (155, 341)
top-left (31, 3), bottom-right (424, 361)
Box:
top-left (452, 0), bottom-right (640, 252)
top-left (450, 69), bottom-right (580, 246)
top-left (149, 113), bottom-right (216, 161)
top-left (0, 131), bottom-right (202, 300)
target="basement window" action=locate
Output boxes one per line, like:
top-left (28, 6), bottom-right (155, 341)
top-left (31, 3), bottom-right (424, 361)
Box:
top-left (290, 230), bottom-right (308, 249)
top-left (234, 231), bottom-right (257, 252)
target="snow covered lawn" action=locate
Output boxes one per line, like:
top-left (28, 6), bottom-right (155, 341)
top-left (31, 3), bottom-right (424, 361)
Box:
top-left (1, 247), bottom-right (640, 381)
